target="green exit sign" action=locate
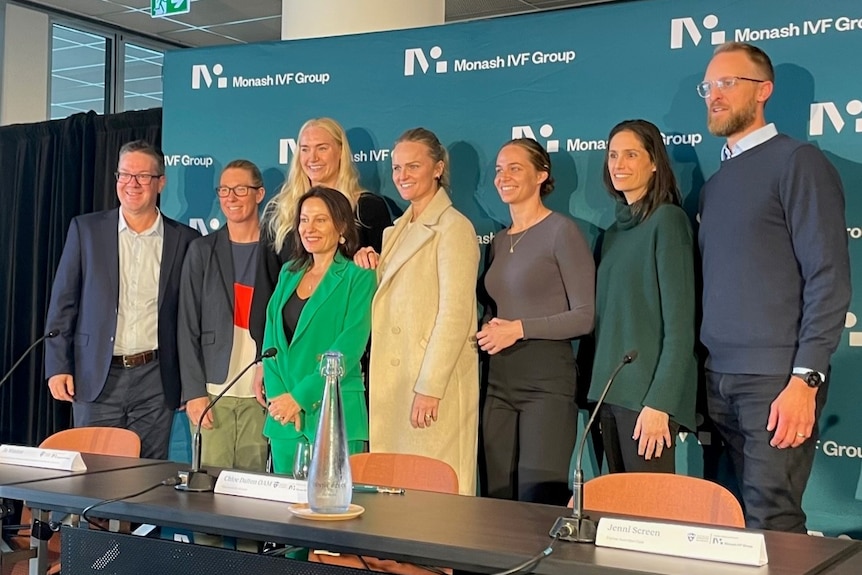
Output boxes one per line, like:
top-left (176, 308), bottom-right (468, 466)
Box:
top-left (151, 0), bottom-right (190, 18)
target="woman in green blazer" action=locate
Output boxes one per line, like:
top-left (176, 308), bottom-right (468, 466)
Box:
top-left (262, 186), bottom-right (376, 474)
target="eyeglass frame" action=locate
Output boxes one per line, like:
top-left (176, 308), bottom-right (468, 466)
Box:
top-left (696, 76), bottom-right (768, 98)
top-left (215, 185), bottom-right (262, 197)
top-left (115, 172), bottom-right (163, 185)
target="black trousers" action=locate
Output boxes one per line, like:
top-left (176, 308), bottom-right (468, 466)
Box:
top-left (73, 360), bottom-right (173, 459)
top-left (705, 370), bottom-right (826, 533)
top-left (482, 340), bottom-right (577, 505)
top-left (599, 403), bottom-right (678, 474)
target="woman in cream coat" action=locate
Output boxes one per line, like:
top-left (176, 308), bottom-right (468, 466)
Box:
top-left (356, 127), bottom-right (479, 496)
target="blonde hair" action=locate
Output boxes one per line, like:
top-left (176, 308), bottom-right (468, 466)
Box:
top-left (265, 117), bottom-right (361, 252)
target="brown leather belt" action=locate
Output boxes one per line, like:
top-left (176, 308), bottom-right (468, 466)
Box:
top-left (111, 350), bottom-right (158, 369)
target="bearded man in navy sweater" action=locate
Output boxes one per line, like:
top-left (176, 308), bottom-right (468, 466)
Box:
top-left (697, 42), bottom-right (851, 533)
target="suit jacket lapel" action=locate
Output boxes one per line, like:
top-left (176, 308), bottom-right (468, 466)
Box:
top-left (292, 256), bottom-right (347, 343)
top-left (105, 209), bottom-right (120, 306)
top-left (214, 228), bottom-right (235, 307)
top-left (377, 189), bottom-right (450, 292)
top-left (159, 217), bottom-right (178, 309)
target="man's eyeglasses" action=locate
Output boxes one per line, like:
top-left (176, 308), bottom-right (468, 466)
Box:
top-left (215, 185), bottom-right (262, 197)
top-left (696, 76), bottom-right (767, 98)
top-left (115, 172), bottom-right (163, 185)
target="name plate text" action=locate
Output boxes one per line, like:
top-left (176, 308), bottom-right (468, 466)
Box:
top-left (0, 444), bottom-right (87, 472)
top-left (215, 470), bottom-right (307, 504)
top-left (596, 517), bottom-right (767, 566)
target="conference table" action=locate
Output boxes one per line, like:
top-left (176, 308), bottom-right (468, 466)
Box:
top-left (824, 545), bottom-right (862, 575)
top-left (1, 458), bottom-right (860, 575)
top-left (0, 453), bottom-right (168, 574)
top-left (0, 452), bottom-right (167, 486)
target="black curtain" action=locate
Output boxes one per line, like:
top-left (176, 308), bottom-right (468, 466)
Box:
top-left (0, 108), bottom-right (162, 446)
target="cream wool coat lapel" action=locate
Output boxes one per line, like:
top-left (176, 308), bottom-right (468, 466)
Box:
top-left (369, 189), bottom-right (480, 495)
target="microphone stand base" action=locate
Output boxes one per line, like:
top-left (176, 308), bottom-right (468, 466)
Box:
top-left (175, 469), bottom-right (217, 492)
top-left (550, 516), bottom-right (597, 543)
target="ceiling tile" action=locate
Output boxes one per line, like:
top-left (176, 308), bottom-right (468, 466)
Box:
top-left (31, 0), bottom-right (621, 48)
top-left (28, 0), bottom-right (137, 17)
top-left (160, 28), bottom-right (245, 47)
top-left (446, 0), bottom-right (535, 21)
top-left (204, 17), bottom-right (282, 44)
top-left (98, 10), bottom-right (190, 33)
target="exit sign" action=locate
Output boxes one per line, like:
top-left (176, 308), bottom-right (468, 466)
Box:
top-left (151, 0), bottom-right (190, 18)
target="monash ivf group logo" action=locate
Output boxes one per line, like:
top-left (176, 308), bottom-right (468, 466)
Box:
top-left (191, 64), bottom-right (227, 89)
top-left (809, 100), bottom-right (862, 136)
top-left (671, 13), bottom-right (862, 50)
top-left (404, 47), bottom-right (448, 76)
top-left (843, 312), bottom-right (862, 346)
top-left (511, 123), bottom-right (703, 153)
top-left (670, 14), bottom-right (726, 49)
top-left (512, 124), bottom-right (559, 152)
top-left (404, 44), bottom-right (575, 77)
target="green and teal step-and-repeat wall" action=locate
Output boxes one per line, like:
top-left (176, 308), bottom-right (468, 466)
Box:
top-left (162, 0), bottom-right (862, 535)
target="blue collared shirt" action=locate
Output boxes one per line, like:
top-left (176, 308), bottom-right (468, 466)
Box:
top-left (720, 123), bottom-right (778, 161)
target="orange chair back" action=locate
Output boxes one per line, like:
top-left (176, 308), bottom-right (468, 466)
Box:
top-left (310, 453), bottom-right (458, 575)
top-left (9, 427), bottom-right (142, 574)
top-left (39, 426), bottom-right (141, 457)
top-left (349, 452), bottom-right (459, 494)
top-left (577, 472), bottom-right (745, 528)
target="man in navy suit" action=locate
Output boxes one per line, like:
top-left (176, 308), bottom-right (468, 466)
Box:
top-left (45, 140), bottom-right (200, 459)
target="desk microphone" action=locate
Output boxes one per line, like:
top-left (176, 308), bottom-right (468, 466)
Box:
top-left (0, 330), bottom-right (58, 391)
top-left (550, 349), bottom-right (637, 543)
top-left (176, 347), bottom-right (277, 492)
top-left (0, 330), bottom-right (58, 527)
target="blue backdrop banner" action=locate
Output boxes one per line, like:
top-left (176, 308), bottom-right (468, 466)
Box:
top-left (162, 0), bottom-right (862, 536)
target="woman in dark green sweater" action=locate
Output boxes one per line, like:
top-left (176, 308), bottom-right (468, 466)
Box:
top-left (589, 119), bottom-right (697, 473)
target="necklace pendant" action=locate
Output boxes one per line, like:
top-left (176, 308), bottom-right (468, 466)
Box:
top-left (509, 246), bottom-right (514, 253)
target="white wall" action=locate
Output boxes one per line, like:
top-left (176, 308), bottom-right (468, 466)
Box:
top-left (282, 0), bottom-right (444, 40)
top-left (1, 2), bottom-right (50, 126)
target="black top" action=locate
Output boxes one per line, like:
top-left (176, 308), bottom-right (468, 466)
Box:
top-left (250, 192), bottom-right (391, 354)
top-left (354, 192), bottom-right (391, 252)
top-left (281, 289), bottom-right (308, 344)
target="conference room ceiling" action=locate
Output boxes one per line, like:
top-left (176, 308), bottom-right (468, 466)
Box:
top-left (25, 0), bottom-right (623, 47)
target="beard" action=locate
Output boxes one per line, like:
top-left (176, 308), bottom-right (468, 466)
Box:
top-left (707, 99), bottom-right (757, 138)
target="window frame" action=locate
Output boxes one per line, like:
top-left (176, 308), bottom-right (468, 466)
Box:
top-left (44, 8), bottom-right (180, 119)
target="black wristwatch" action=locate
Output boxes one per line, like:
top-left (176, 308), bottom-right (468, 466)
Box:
top-left (800, 371), bottom-right (823, 389)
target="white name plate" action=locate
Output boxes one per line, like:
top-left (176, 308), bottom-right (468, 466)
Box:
top-left (215, 470), bottom-right (307, 504)
top-left (0, 444), bottom-right (87, 472)
top-left (596, 517), bottom-right (767, 567)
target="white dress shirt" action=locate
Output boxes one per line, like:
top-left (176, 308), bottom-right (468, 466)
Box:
top-left (114, 209), bottom-right (163, 355)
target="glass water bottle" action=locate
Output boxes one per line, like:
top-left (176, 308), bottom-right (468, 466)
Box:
top-left (307, 351), bottom-right (353, 513)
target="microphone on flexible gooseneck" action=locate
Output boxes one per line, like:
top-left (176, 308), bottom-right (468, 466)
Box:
top-left (175, 347), bottom-right (277, 492)
top-left (550, 349), bottom-right (638, 543)
top-left (0, 330), bottom-right (59, 391)
top-left (0, 330), bottom-right (59, 525)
